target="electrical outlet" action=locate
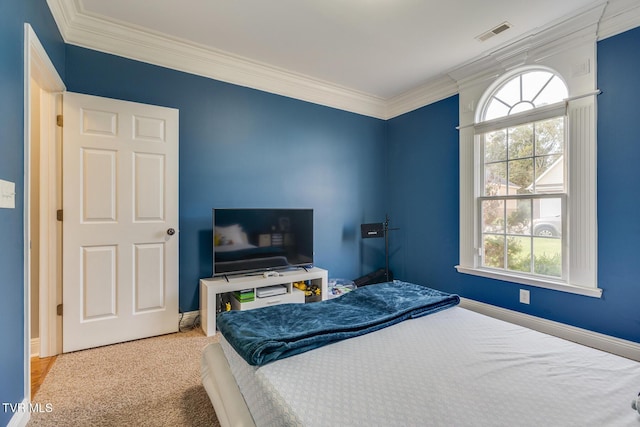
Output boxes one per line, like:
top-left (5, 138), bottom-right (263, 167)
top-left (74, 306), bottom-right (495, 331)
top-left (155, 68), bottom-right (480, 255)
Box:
top-left (519, 289), bottom-right (530, 304)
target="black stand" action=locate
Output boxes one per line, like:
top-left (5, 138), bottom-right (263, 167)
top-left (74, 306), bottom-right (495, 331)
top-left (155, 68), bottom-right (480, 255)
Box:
top-left (383, 214), bottom-right (399, 282)
top-left (355, 214), bottom-right (398, 287)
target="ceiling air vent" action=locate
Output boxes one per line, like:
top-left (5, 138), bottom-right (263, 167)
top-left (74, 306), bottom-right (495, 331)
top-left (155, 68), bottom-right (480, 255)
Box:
top-left (476, 22), bottom-right (512, 42)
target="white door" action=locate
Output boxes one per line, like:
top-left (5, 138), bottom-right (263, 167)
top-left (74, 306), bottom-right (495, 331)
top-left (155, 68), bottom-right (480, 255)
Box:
top-left (62, 92), bottom-right (179, 352)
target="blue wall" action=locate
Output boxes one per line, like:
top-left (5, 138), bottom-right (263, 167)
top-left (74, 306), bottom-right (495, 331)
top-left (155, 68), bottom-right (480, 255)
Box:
top-left (65, 46), bottom-right (388, 312)
top-left (0, 1), bottom-right (65, 424)
top-left (386, 27), bottom-right (640, 344)
top-left (386, 96), bottom-right (460, 291)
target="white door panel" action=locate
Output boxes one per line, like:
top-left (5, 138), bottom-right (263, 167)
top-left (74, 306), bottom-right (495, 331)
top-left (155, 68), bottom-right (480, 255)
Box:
top-left (63, 92), bottom-right (179, 352)
top-left (134, 153), bottom-right (165, 221)
top-left (134, 243), bottom-right (166, 312)
top-left (82, 148), bottom-right (117, 221)
top-left (81, 245), bottom-right (117, 320)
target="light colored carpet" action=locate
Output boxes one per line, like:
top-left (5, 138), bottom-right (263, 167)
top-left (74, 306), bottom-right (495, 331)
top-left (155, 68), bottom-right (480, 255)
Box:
top-left (29, 328), bottom-right (221, 427)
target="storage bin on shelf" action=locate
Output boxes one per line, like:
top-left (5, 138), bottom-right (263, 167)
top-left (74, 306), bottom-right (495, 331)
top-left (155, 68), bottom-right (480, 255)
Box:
top-left (293, 280), bottom-right (322, 302)
top-left (327, 278), bottom-right (356, 299)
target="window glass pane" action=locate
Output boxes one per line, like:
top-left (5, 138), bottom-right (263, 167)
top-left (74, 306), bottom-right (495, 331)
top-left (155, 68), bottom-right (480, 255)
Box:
top-left (522, 71), bottom-right (553, 102)
top-left (508, 158), bottom-right (534, 194)
top-left (495, 76), bottom-right (521, 107)
top-left (509, 101), bottom-right (534, 115)
top-left (534, 76), bottom-right (568, 106)
top-left (482, 200), bottom-right (504, 233)
top-left (484, 162), bottom-right (507, 196)
top-left (507, 236), bottom-right (531, 272)
top-left (535, 117), bottom-right (564, 156)
top-left (533, 237), bottom-right (562, 277)
top-left (533, 199), bottom-right (562, 237)
top-left (508, 124), bottom-right (534, 160)
top-left (484, 129), bottom-right (507, 162)
top-left (534, 154), bottom-right (563, 192)
top-left (483, 235), bottom-right (504, 269)
top-left (506, 199), bottom-right (531, 235)
top-left (484, 100), bottom-right (510, 121)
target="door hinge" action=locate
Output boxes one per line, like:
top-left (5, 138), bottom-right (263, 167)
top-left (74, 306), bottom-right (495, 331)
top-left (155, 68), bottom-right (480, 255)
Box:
top-left (56, 114), bottom-right (63, 127)
top-left (56, 209), bottom-right (63, 221)
top-left (56, 304), bottom-right (63, 316)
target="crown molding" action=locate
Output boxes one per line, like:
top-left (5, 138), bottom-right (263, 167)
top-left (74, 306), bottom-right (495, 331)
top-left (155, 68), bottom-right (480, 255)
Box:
top-left (47, 0), bottom-right (640, 121)
top-left (46, 0), bottom-right (388, 119)
top-left (449, 2), bottom-right (606, 90)
top-left (597, 0), bottom-right (640, 40)
top-left (386, 74), bottom-right (458, 119)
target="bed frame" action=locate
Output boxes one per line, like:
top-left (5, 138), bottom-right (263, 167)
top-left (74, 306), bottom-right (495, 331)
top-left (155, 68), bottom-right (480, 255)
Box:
top-left (201, 342), bottom-right (255, 427)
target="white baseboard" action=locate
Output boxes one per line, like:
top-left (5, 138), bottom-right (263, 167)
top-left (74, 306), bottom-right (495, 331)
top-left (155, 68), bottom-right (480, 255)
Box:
top-left (179, 311), bottom-right (200, 331)
top-left (459, 297), bottom-right (640, 362)
top-left (6, 398), bottom-right (30, 427)
top-left (30, 338), bottom-right (39, 358)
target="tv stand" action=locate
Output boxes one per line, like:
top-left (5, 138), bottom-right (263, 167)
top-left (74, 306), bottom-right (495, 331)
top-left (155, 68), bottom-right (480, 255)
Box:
top-left (200, 267), bottom-right (328, 336)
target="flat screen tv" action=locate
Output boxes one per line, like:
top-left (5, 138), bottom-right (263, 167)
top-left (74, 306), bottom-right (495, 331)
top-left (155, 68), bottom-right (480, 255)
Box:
top-left (212, 208), bottom-right (314, 276)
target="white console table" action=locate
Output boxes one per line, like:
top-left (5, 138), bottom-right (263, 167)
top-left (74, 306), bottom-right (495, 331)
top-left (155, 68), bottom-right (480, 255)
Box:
top-left (200, 267), bottom-right (328, 336)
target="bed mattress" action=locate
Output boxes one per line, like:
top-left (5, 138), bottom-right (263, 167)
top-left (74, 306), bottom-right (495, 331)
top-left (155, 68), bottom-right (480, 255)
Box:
top-left (215, 306), bottom-right (640, 426)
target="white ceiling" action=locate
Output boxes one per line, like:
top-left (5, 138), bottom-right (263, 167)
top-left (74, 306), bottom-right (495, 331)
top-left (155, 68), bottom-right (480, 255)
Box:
top-left (47, 0), bottom-right (640, 118)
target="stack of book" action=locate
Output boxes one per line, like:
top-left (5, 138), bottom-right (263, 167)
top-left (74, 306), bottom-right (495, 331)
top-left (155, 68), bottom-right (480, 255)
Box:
top-left (232, 289), bottom-right (255, 303)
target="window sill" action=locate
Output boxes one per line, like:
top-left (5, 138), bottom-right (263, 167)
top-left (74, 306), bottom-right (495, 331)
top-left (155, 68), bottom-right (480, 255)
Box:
top-left (454, 265), bottom-right (602, 298)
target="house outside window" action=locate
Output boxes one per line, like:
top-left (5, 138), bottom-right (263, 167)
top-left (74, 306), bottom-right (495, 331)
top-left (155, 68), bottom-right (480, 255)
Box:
top-left (454, 35), bottom-right (600, 298)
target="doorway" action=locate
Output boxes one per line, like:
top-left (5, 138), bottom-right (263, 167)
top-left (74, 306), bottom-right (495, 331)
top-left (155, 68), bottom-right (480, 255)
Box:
top-left (25, 24), bottom-right (180, 400)
top-left (25, 24), bottom-right (65, 401)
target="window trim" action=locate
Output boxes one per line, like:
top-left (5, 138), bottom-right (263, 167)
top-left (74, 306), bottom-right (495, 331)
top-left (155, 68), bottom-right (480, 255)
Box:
top-left (454, 265), bottom-right (603, 298)
top-left (456, 62), bottom-right (601, 298)
top-left (474, 101), bottom-right (566, 135)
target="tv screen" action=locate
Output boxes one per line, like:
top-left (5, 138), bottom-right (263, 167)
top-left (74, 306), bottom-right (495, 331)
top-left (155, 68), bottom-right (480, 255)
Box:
top-left (212, 208), bottom-right (314, 276)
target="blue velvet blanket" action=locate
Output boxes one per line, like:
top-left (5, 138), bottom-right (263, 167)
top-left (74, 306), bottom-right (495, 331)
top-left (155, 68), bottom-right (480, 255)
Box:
top-left (217, 280), bottom-right (459, 366)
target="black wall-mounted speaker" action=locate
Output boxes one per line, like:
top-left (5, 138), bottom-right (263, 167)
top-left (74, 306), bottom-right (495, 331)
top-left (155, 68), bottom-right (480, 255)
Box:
top-left (361, 223), bottom-right (384, 238)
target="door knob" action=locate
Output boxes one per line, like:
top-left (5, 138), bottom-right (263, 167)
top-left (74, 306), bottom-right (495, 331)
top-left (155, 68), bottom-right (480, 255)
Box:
top-left (167, 228), bottom-right (176, 236)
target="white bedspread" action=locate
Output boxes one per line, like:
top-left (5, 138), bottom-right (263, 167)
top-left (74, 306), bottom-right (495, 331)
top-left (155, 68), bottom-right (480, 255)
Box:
top-left (218, 306), bottom-right (640, 426)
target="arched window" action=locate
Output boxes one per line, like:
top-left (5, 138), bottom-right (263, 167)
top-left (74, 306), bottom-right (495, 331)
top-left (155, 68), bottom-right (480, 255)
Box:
top-left (456, 35), bottom-right (599, 297)
top-left (482, 70), bottom-right (567, 120)
top-left (476, 68), bottom-right (568, 279)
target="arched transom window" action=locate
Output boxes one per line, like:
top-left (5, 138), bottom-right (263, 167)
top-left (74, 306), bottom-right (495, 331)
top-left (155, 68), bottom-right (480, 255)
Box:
top-left (482, 70), bottom-right (568, 121)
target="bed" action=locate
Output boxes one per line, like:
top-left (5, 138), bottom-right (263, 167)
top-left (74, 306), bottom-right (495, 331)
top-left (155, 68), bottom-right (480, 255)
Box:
top-left (201, 281), bottom-right (640, 426)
